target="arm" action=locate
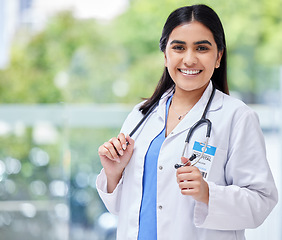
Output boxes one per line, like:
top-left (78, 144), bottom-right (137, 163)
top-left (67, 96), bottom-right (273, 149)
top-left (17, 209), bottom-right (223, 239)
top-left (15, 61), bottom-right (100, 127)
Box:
top-left (98, 134), bottom-right (134, 193)
top-left (194, 110), bottom-right (278, 230)
top-left (96, 134), bottom-right (134, 215)
top-left (96, 104), bottom-right (143, 214)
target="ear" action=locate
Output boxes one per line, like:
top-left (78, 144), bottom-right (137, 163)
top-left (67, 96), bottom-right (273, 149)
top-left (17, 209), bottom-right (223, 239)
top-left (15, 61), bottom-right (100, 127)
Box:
top-left (164, 52), bottom-right (168, 67)
top-left (215, 50), bottom-right (223, 69)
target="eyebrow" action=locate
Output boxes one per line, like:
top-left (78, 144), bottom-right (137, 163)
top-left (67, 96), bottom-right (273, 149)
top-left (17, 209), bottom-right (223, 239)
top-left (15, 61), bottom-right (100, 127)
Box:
top-left (170, 40), bottom-right (186, 45)
top-left (170, 40), bottom-right (212, 46)
top-left (195, 40), bottom-right (212, 46)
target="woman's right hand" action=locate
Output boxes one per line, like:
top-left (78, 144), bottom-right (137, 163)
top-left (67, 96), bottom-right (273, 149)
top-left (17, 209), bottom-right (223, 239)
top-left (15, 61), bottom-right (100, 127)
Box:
top-left (98, 133), bottom-right (134, 193)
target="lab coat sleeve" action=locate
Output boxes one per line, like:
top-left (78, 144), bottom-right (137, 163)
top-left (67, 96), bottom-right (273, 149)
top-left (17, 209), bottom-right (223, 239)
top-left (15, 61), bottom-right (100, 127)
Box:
top-left (194, 109), bottom-right (278, 230)
top-left (96, 168), bottom-right (124, 215)
top-left (96, 103), bottom-right (144, 215)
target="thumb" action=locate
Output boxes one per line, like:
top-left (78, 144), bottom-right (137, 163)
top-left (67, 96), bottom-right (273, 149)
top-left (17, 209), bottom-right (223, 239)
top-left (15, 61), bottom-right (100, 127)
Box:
top-left (126, 135), bottom-right (135, 147)
top-left (181, 157), bottom-right (191, 166)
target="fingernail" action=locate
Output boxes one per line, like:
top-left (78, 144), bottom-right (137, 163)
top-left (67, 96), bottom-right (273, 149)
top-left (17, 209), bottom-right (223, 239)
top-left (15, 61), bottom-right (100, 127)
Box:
top-left (115, 158), bottom-right (120, 163)
top-left (119, 150), bottom-right (123, 156)
top-left (122, 144), bottom-right (127, 150)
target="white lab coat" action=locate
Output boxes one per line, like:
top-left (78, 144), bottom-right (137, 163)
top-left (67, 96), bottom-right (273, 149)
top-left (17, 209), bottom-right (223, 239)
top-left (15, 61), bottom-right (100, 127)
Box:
top-left (96, 81), bottom-right (278, 240)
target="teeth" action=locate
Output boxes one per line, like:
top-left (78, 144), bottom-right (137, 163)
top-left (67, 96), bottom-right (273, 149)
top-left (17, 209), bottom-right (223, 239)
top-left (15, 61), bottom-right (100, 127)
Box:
top-left (180, 69), bottom-right (201, 75)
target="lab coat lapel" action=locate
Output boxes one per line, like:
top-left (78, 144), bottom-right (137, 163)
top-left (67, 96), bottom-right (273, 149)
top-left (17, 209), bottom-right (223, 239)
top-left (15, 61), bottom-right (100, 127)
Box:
top-left (130, 90), bottom-right (170, 144)
top-left (143, 98), bottom-right (167, 140)
top-left (170, 82), bottom-right (223, 136)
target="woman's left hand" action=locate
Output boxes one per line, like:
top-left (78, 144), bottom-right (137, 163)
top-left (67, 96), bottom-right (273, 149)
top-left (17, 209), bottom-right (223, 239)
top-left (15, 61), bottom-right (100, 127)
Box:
top-left (176, 157), bottom-right (209, 205)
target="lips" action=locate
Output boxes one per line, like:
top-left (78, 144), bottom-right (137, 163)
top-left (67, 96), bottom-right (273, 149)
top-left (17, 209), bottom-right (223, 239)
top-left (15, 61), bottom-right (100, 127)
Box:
top-left (179, 69), bottom-right (202, 75)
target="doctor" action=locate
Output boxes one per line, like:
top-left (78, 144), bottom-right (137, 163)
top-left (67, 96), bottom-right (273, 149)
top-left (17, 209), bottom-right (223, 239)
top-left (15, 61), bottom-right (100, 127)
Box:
top-left (97, 4), bottom-right (278, 240)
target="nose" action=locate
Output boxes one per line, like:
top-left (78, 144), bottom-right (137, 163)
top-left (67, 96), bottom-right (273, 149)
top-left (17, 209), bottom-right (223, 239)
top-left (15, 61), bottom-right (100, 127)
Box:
top-left (183, 50), bottom-right (197, 66)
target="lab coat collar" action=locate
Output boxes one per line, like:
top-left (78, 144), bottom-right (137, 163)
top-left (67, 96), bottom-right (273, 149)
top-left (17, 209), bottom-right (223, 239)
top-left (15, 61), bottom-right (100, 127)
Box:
top-left (154, 81), bottom-right (224, 135)
top-left (199, 81), bottom-right (223, 112)
top-left (155, 87), bottom-right (174, 120)
top-left (155, 81), bottom-right (223, 114)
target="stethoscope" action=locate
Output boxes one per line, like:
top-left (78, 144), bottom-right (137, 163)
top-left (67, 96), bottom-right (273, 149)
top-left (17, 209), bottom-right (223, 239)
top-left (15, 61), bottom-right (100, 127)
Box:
top-left (128, 84), bottom-right (216, 169)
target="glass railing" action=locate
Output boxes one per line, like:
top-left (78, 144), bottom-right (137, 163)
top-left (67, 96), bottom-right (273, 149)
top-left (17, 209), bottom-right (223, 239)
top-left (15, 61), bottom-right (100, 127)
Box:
top-left (0, 103), bottom-right (281, 239)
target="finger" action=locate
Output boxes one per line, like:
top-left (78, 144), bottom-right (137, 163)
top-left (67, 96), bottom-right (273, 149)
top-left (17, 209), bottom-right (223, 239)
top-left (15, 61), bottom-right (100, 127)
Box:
top-left (177, 172), bottom-right (191, 182)
top-left (177, 171), bottom-right (190, 184)
top-left (180, 184), bottom-right (202, 197)
top-left (178, 181), bottom-right (194, 194)
top-left (179, 179), bottom-right (201, 189)
top-left (117, 133), bottom-right (127, 150)
top-left (181, 157), bottom-right (189, 164)
top-left (178, 181), bottom-right (192, 191)
top-left (126, 135), bottom-right (134, 147)
top-left (176, 165), bottom-right (194, 175)
top-left (180, 188), bottom-right (196, 195)
top-left (110, 137), bottom-right (124, 156)
top-left (98, 144), bottom-right (113, 158)
top-left (104, 138), bottom-right (122, 158)
top-left (177, 167), bottom-right (202, 183)
top-left (103, 142), bottom-right (120, 161)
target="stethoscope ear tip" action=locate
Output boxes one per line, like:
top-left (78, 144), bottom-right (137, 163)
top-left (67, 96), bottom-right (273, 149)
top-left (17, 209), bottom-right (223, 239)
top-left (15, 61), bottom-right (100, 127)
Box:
top-left (190, 154), bottom-right (197, 161)
top-left (174, 163), bottom-right (183, 169)
top-left (175, 154), bottom-right (198, 169)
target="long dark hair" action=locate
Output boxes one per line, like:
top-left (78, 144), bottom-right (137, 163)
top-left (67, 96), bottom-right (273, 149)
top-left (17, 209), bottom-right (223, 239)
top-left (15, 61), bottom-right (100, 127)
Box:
top-left (140, 4), bottom-right (229, 114)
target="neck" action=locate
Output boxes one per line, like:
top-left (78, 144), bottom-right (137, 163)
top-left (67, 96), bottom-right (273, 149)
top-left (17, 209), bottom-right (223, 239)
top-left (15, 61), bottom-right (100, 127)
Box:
top-left (172, 86), bottom-right (206, 109)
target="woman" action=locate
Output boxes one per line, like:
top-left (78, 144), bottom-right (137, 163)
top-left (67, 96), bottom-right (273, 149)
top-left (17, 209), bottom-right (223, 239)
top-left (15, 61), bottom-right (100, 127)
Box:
top-left (96, 4), bottom-right (278, 240)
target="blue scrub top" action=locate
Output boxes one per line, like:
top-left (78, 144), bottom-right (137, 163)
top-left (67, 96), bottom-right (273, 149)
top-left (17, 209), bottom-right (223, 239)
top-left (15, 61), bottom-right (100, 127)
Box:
top-left (138, 95), bottom-right (172, 240)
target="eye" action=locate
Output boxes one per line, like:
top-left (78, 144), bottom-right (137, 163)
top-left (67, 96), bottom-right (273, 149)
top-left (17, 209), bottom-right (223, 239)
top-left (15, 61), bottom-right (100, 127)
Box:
top-left (172, 45), bottom-right (185, 51)
top-left (197, 46), bottom-right (209, 51)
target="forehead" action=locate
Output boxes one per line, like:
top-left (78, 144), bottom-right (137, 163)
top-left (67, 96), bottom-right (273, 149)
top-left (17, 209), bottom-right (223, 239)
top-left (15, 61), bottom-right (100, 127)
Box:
top-left (168, 21), bottom-right (215, 44)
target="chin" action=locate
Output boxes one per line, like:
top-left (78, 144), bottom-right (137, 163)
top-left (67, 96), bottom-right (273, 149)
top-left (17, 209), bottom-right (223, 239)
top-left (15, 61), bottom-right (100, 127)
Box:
top-left (176, 83), bottom-right (208, 93)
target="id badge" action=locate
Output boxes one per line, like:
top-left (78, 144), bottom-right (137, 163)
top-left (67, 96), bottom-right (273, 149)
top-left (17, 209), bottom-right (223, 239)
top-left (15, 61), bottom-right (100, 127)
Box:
top-left (192, 141), bottom-right (217, 179)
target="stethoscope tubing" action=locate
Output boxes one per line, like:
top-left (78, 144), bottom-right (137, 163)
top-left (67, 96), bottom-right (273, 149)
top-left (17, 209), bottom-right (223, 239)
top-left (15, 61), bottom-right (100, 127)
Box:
top-left (128, 101), bottom-right (159, 138)
top-left (177, 85), bottom-right (215, 168)
top-left (185, 85), bottom-right (216, 144)
top-left (127, 84), bottom-right (216, 168)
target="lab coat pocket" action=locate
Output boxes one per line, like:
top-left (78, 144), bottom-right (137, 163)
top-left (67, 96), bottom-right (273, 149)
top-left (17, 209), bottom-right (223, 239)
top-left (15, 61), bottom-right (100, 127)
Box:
top-left (206, 148), bottom-right (228, 184)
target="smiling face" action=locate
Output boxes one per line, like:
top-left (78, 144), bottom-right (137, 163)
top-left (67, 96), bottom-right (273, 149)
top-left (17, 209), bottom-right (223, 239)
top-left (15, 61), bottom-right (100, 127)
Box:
top-left (164, 21), bottom-right (223, 95)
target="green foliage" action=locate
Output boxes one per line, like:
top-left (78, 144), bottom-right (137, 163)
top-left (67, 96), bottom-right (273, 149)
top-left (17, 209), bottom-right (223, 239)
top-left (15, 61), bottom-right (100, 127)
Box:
top-left (0, 0), bottom-right (281, 104)
top-left (0, 11), bottom-right (106, 103)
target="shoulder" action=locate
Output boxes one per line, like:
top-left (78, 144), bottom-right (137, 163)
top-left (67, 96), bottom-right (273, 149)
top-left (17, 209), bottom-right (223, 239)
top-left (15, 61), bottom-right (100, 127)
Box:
top-left (218, 90), bottom-right (255, 114)
top-left (218, 91), bottom-right (260, 126)
top-left (119, 101), bottom-right (146, 134)
top-left (120, 89), bottom-right (173, 134)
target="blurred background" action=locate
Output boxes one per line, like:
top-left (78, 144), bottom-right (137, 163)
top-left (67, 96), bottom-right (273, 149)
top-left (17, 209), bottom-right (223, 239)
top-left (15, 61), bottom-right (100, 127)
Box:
top-left (0, 0), bottom-right (281, 239)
